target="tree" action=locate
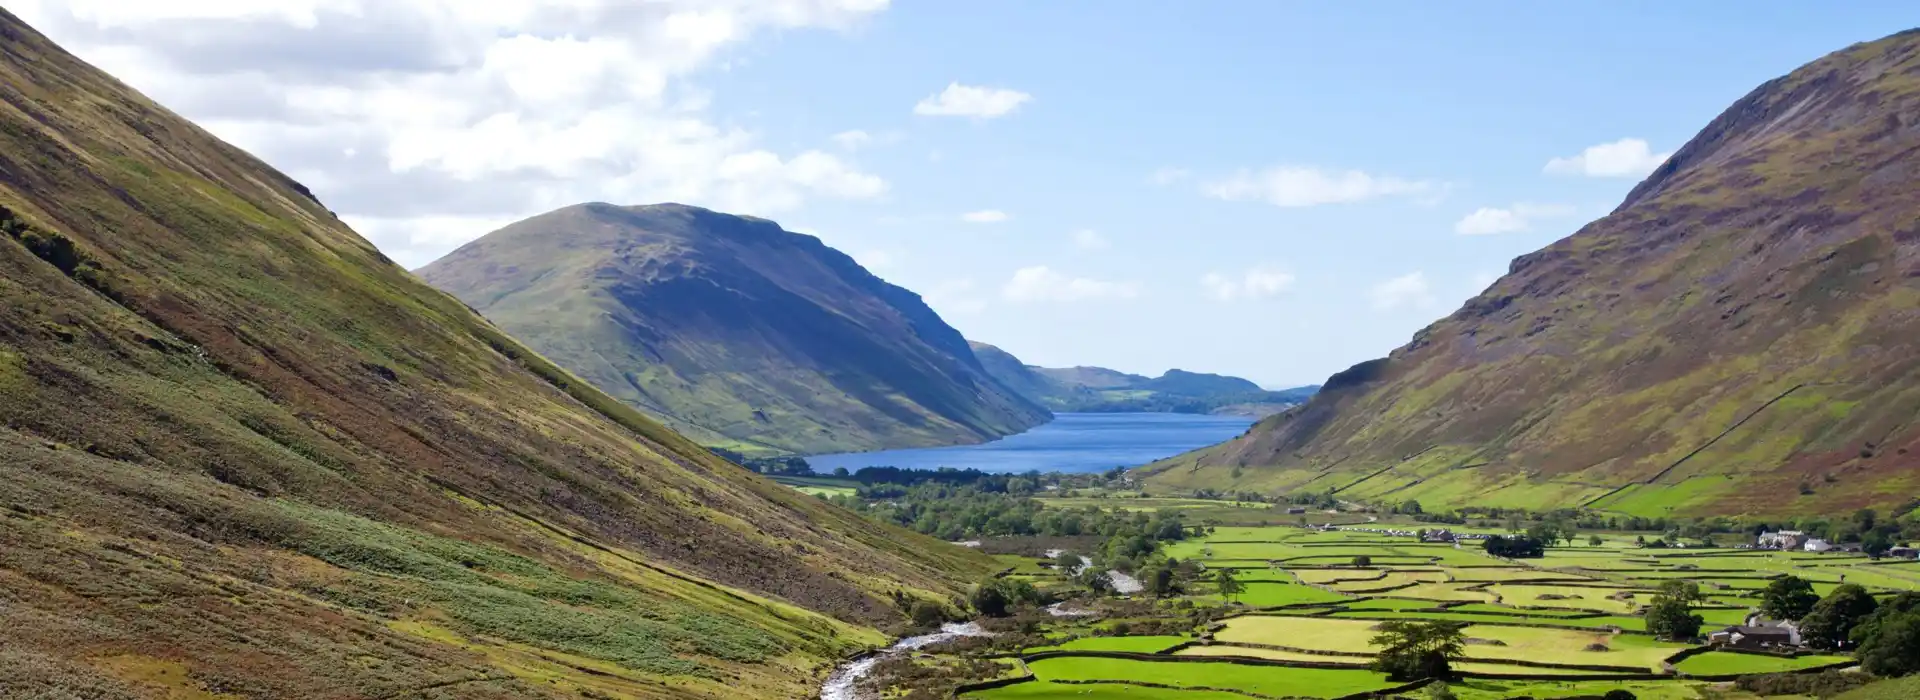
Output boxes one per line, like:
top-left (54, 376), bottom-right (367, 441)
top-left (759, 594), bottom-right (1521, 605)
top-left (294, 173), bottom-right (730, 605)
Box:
top-left (1761, 576), bottom-right (1819, 621)
top-left (1799, 584), bottom-right (1878, 649)
top-left (908, 600), bottom-right (947, 628)
top-left (1369, 620), bottom-right (1465, 681)
top-left (1589, 535), bottom-right (1605, 547)
top-left (1144, 563), bottom-right (1179, 598)
top-left (1077, 568), bottom-right (1113, 596)
top-left (1054, 550), bottom-right (1083, 573)
top-left (970, 578), bottom-right (1042, 617)
top-left (1857, 610), bottom-right (1920, 677)
top-left (832, 466), bottom-right (850, 477)
top-left (1853, 593), bottom-right (1920, 676)
top-left (1645, 580), bottom-right (1705, 641)
top-left (1601, 691), bottom-right (1637, 700)
top-left (1215, 568), bottom-right (1246, 604)
top-left (1483, 535), bottom-right (1545, 558)
top-left (1353, 555), bottom-right (1373, 567)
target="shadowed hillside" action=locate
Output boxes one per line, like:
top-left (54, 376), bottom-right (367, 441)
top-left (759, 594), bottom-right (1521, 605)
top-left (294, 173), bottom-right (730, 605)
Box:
top-left (1144, 29), bottom-right (1920, 517)
top-left (0, 10), bottom-right (992, 699)
top-left (418, 204), bottom-right (1049, 456)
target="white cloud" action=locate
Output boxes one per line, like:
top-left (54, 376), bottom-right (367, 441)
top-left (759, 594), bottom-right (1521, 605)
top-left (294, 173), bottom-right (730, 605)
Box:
top-left (1370, 272), bottom-right (1437, 311)
top-left (1202, 167), bottom-right (1436, 208)
top-left (830, 129), bottom-right (871, 150)
top-left (1544, 138), bottom-right (1673, 178)
top-left (961, 209), bottom-right (1009, 224)
top-left (1001, 266), bottom-right (1140, 303)
top-left (922, 278), bottom-right (987, 316)
top-left (1071, 229), bottom-right (1108, 251)
top-left (854, 248), bottom-right (899, 272)
top-left (1149, 167), bottom-right (1190, 186)
top-left (1201, 266), bottom-right (1296, 302)
top-left (913, 82), bottom-right (1031, 119)
top-left (1453, 202), bottom-right (1576, 236)
top-left (12, 0), bottom-right (893, 267)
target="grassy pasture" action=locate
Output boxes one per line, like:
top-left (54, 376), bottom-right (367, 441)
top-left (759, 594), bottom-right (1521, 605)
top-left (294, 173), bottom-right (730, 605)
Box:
top-left (1207, 582), bottom-right (1352, 607)
top-left (1026, 636), bottom-right (1189, 654)
top-left (1021, 656), bottom-right (1397, 698)
top-left (1671, 650), bottom-right (1852, 675)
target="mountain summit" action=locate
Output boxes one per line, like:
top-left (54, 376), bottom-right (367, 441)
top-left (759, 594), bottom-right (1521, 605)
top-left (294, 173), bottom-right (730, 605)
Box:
top-left (418, 203), bottom-right (1049, 455)
top-left (0, 11), bottom-right (989, 698)
top-left (1144, 29), bottom-right (1920, 516)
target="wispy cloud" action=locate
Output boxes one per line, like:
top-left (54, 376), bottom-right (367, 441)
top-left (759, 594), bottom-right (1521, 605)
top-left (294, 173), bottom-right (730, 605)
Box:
top-left (1453, 202), bottom-right (1577, 236)
top-left (1201, 266), bottom-right (1296, 302)
top-left (1002, 266), bottom-right (1140, 303)
top-left (1202, 166), bottom-right (1437, 208)
top-left (914, 83), bottom-right (1032, 119)
top-left (1071, 229), bottom-right (1108, 250)
top-left (961, 209), bottom-right (1010, 223)
top-left (1544, 138), bottom-right (1672, 178)
top-left (1370, 272), bottom-right (1437, 311)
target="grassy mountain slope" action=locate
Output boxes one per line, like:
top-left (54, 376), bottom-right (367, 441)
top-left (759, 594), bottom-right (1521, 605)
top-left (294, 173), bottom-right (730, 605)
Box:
top-left (418, 204), bottom-right (1048, 456)
top-left (969, 341), bottom-right (1313, 417)
top-left (0, 11), bottom-right (992, 699)
top-left (1142, 29), bottom-right (1920, 517)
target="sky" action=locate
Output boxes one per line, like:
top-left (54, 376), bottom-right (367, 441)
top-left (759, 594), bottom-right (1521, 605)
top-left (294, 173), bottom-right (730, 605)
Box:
top-left (14, 1), bottom-right (1920, 387)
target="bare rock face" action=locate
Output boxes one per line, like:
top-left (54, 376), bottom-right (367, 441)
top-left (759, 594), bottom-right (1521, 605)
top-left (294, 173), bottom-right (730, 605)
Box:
top-left (1146, 29), bottom-right (1920, 517)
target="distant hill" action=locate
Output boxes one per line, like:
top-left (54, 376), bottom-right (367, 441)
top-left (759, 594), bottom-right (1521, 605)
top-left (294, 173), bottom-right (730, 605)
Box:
top-left (418, 203), bottom-right (1050, 455)
top-left (1142, 29), bottom-right (1920, 517)
top-left (970, 341), bottom-right (1316, 417)
top-left (0, 10), bottom-right (990, 698)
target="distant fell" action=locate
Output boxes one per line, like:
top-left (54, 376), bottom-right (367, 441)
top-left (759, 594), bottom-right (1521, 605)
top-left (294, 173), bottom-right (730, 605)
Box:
top-left (1143, 29), bottom-right (1920, 517)
top-left (970, 341), bottom-right (1315, 417)
top-left (419, 203), bottom-right (1049, 455)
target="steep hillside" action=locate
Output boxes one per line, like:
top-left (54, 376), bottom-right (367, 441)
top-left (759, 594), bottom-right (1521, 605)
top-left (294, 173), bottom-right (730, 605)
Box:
top-left (418, 205), bottom-right (1048, 456)
top-left (0, 11), bottom-right (992, 700)
top-left (970, 342), bottom-right (1313, 417)
top-left (1144, 29), bottom-right (1920, 518)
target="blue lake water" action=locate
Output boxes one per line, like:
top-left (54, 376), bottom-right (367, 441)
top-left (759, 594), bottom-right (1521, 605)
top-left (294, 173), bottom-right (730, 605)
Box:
top-left (804, 413), bottom-right (1254, 474)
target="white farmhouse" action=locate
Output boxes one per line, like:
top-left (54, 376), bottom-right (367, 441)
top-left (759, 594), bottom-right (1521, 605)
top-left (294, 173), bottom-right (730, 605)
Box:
top-left (1804, 538), bottom-right (1834, 552)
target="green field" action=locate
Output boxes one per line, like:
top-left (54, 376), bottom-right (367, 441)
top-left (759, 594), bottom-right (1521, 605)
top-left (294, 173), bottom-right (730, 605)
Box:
top-left (1026, 635), bottom-right (1189, 654)
top-left (937, 518), bottom-right (1920, 699)
top-left (1020, 657), bottom-right (1397, 698)
top-left (1671, 650), bottom-right (1852, 675)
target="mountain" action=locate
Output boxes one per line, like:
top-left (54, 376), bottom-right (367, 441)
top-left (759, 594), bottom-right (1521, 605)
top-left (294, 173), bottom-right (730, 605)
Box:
top-left (0, 11), bottom-right (992, 699)
top-left (1143, 29), bottom-right (1920, 518)
top-left (417, 204), bottom-right (1049, 456)
top-left (969, 341), bottom-right (1315, 417)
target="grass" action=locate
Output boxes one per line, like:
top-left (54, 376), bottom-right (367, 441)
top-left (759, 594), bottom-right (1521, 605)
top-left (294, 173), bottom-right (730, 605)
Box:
top-left (1210, 582), bottom-right (1351, 607)
top-left (1671, 651), bottom-right (1852, 675)
top-left (1835, 674), bottom-right (1920, 700)
top-left (1026, 636), bottom-right (1188, 654)
top-left (968, 680), bottom-right (1261, 699)
top-left (1022, 657), bottom-right (1396, 698)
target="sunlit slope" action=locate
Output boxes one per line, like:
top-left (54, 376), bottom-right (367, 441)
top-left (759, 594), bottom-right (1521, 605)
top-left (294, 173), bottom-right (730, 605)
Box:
top-left (0, 10), bottom-right (990, 699)
top-left (418, 203), bottom-right (1049, 456)
top-left (1145, 30), bottom-right (1920, 517)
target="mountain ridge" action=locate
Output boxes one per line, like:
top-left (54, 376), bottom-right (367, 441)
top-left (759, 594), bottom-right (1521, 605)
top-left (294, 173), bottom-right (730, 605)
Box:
top-left (969, 341), bottom-right (1316, 418)
top-left (1141, 28), bottom-right (1920, 517)
top-left (418, 202), bottom-right (1050, 456)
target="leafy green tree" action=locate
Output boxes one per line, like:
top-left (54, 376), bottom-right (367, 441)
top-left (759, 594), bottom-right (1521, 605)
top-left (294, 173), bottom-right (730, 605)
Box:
top-left (1053, 550), bottom-right (1082, 573)
top-left (1588, 535), bottom-right (1605, 546)
top-left (969, 580), bottom-right (1011, 617)
top-left (1646, 580), bottom-right (1705, 640)
top-left (1601, 691), bottom-right (1637, 700)
top-left (1761, 576), bottom-right (1819, 620)
top-left (1353, 555), bottom-right (1373, 567)
top-left (1077, 568), bottom-right (1113, 596)
top-left (1214, 568), bottom-right (1245, 604)
top-left (1369, 620), bottom-right (1465, 681)
top-left (1799, 584), bottom-right (1878, 649)
top-left (908, 600), bottom-right (947, 628)
top-left (1857, 609), bottom-right (1920, 677)
top-left (1146, 564), bottom-right (1178, 598)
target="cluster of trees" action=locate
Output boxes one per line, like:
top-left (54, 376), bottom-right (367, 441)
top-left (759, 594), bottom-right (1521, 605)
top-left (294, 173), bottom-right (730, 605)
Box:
top-left (1482, 535), bottom-right (1546, 558)
top-left (968, 578), bottom-right (1047, 617)
top-left (707, 448), bottom-right (815, 475)
top-left (1644, 573), bottom-right (1920, 676)
top-left (1369, 620), bottom-right (1464, 681)
top-left (1371, 501), bottom-right (1920, 550)
top-left (831, 481), bottom-right (1193, 543)
top-left (1645, 580), bottom-right (1707, 640)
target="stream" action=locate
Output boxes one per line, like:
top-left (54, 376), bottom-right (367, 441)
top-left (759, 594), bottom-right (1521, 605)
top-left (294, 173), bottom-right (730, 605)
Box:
top-left (1044, 550), bottom-right (1144, 595)
top-left (818, 622), bottom-right (989, 700)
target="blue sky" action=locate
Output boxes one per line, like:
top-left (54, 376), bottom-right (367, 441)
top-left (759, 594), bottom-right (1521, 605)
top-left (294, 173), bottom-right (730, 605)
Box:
top-left (21, 1), bottom-right (1920, 386)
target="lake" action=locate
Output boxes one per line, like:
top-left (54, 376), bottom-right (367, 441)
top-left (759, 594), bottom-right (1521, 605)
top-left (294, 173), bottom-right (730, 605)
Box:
top-left (804, 413), bottom-right (1254, 474)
